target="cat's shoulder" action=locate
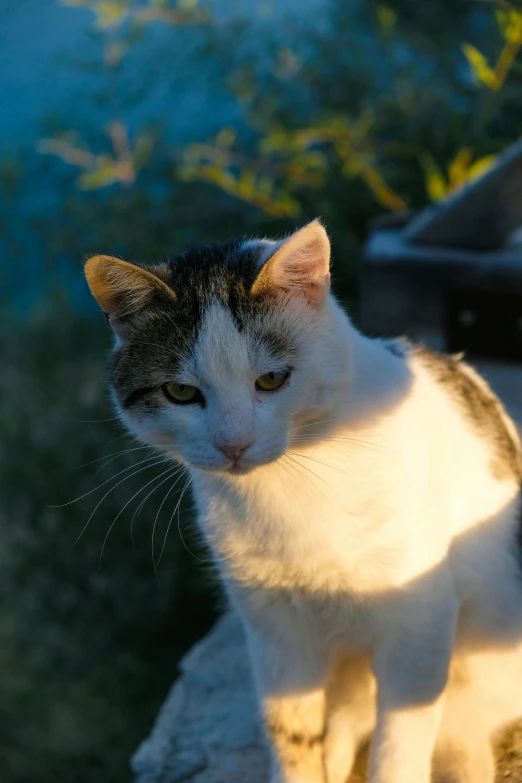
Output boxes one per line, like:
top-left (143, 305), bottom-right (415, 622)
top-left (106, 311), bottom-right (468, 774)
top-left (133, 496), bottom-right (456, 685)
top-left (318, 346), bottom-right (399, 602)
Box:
top-left (405, 341), bottom-right (521, 482)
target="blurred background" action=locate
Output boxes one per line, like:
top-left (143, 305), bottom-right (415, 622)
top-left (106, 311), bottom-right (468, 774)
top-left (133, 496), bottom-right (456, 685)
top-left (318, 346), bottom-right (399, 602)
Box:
top-left (2, 0), bottom-right (520, 780)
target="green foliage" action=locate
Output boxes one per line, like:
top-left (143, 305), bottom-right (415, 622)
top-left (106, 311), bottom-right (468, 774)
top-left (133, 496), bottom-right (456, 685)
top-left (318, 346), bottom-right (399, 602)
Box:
top-left (41, 0), bottom-right (522, 219)
top-left (463, 6), bottom-right (522, 90)
top-left (0, 303), bottom-right (218, 783)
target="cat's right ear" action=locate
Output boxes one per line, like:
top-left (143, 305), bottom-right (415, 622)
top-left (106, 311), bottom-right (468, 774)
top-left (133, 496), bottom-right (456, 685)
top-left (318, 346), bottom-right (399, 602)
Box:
top-left (251, 220), bottom-right (331, 308)
top-left (84, 255), bottom-right (175, 338)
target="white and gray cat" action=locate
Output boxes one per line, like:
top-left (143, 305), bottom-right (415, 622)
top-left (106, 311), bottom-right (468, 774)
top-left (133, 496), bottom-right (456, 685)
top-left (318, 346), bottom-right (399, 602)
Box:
top-left (85, 221), bottom-right (522, 783)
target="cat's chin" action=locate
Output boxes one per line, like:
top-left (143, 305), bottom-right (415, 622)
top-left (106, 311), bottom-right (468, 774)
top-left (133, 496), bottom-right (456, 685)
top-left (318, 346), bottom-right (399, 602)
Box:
top-left (198, 462), bottom-right (259, 476)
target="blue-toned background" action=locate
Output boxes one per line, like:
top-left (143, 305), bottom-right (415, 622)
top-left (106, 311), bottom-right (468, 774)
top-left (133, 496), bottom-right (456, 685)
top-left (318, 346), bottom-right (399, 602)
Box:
top-left (2, 1), bottom-right (519, 780)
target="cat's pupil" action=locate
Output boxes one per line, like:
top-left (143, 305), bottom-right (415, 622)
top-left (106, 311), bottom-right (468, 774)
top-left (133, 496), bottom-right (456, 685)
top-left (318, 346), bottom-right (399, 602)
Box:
top-left (179, 385), bottom-right (185, 391)
top-left (269, 373), bottom-right (274, 380)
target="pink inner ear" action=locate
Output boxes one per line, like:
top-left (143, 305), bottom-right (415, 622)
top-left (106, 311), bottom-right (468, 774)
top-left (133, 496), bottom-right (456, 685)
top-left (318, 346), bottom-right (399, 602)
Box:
top-left (277, 230), bottom-right (331, 306)
top-left (307, 269), bottom-right (331, 305)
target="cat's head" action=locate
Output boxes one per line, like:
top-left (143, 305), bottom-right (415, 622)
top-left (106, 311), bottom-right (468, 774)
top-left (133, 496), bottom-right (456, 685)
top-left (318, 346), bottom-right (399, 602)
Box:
top-left (85, 220), bottom-right (341, 475)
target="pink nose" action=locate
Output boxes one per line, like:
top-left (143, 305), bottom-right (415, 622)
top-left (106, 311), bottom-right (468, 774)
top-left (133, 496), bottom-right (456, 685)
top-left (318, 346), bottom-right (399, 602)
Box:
top-left (215, 441), bottom-right (253, 462)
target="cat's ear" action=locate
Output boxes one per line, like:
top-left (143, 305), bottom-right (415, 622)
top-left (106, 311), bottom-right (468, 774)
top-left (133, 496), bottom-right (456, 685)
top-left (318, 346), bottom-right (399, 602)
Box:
top-left (251, 220), bottom-right (331, 307)
top-left (84, 255), bottom-right (175, 338)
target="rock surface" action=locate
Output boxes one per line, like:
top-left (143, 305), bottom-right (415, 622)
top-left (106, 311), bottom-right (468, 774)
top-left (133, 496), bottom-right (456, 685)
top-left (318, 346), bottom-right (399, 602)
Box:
top-left (132, 359), bottom-right (522, 783)
top-left (132, 613), bottom-right (269, 783)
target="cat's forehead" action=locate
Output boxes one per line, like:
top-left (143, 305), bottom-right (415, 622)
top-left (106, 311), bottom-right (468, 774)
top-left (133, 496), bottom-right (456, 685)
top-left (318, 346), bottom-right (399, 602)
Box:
top-left (117, 238), bottom-right (300, 381)
top-left (166, 238), bottom-right (276, 302)
top-left (163, 238), bottom-right (300, 350)
top-left (184, 301), bottom-right (278, 386)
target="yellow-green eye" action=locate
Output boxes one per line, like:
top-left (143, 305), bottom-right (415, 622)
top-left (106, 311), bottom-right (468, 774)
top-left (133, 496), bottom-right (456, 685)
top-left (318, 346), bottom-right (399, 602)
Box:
top-left (255, 370), bottom-right (289, 392)
top-left (163, 382), bottom-right (203, 405)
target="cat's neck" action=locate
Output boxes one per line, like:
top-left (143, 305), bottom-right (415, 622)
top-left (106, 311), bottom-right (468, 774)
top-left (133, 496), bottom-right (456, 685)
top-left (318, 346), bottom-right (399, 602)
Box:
top-left (307, 296), bottom-right (413, 432)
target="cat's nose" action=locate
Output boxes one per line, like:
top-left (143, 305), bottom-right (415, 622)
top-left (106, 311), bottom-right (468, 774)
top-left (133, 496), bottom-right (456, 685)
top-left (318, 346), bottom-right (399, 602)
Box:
top-left (215, 440), bottom-right (253, 462)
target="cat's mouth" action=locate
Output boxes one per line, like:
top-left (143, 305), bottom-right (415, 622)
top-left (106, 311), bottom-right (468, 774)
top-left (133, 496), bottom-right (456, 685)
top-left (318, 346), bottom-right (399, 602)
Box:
top-left (184, 456), bottom-right (258, 475)
top-left (227, 461), bottom-right (257, 476)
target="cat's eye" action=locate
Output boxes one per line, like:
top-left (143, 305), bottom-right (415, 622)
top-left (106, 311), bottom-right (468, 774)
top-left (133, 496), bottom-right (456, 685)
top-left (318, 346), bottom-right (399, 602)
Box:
top-left (163, 382), bottom-right (203, 405)
top-left (255, 370), bottom-right (289, 392)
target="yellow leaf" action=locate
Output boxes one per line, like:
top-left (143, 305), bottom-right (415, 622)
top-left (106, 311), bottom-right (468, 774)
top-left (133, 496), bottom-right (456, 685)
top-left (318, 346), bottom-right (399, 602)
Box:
top-left (257, 176), bottom-right (273, 196)
top-left (238, 170), bottom-right (256, 197)
top-left (292, 151), bottom-right (327, 170)
top-left (462, 44), bottom-right (500, 90)
top-left (465, 154), bottom-right (497, 183)
top-left (105, 41), bottom-right (128, 66)
top-left (93, 2), bottom-right (127, 30)
top-left (502, 9), bottom-right (522, 44)
top-left (448, 147), bottom-right (472, 190)
top-left (215, 128), bottom-right (236, 148)
top-left (377, 5), bottom-right (396, 33)
top-left (258, 131), bottom-right (288, 154)
top-left (421, 155), bottom-right (448, 202)
top-left (495, 9), bottom-right (509, 35)
top-left (77, 166), bottom-right (119, 190)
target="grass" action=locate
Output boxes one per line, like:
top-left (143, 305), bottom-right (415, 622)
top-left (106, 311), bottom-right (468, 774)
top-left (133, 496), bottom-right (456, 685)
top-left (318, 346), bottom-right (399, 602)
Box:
top-left (0, 302), bottom-right (218, 783)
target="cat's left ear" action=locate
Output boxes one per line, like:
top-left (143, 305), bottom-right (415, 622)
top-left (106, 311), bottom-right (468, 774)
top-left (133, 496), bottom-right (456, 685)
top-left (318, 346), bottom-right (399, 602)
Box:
top-left (251, 220), bottom-right (331, 308)
top-left (84, 254), bottom-right (175, 338)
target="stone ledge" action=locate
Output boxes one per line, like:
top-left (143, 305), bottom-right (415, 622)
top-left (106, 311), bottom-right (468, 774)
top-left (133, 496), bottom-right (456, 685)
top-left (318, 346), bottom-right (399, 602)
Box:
top-left (132, 611), bottom-right (522, 783)
top-left (132, 613), bottom-right (269, 783)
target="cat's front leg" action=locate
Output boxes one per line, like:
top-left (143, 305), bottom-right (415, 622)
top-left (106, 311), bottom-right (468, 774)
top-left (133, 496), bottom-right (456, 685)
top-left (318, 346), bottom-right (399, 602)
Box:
top-left (368, 587), bottom-right (458, 783)
top-left (243, 619), bottom-right (327, 783)
top-left (264, 688), bottom-right (326, 783)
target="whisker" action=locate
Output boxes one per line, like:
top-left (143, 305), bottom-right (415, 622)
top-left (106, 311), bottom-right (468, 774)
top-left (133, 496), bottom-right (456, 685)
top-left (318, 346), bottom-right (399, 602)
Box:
top-left (280, 455), bottom-right (319, 499)
top-left (73, 415), bottom-right (121, 423)
top-left (176, 478), bottom-right (198, 561)
top-left (284, 453), bottom-right (343, 506)
top-left (151, 466), bottom-right (187, 576)
top-left (72, 456), bottom-right (170, 545)
top-left (292, 435), bottom-right (389, 454)
top-left (282, 454), bottom-right (330, 501)
top-left (133, 339), bottom-right (187, 359)
top-left (275, 458), bottom-right (297, 487)
top-left (79, 445), bottom-right (153, 470)
top-left (293, 418), bottom-right (340, 431)
top-left (130, 463), bottom-right (184, 549)
top-left (98, 464), bottom-right (177, 569)
top-left (288, 450), bottom-right (353, 480)
top-left (101, 431), bottom-right (134, 448)
top-left (93, 447), bottom-right (156, 475)
top-left (51, 453), bottom-right (165, 508)
top-left (156, 477), bottom-right (199, 567)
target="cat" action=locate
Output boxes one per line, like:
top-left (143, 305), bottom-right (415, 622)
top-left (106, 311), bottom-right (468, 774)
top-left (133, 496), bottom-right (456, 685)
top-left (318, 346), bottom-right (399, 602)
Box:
top-left (85, 220), bottom-right (522, 783)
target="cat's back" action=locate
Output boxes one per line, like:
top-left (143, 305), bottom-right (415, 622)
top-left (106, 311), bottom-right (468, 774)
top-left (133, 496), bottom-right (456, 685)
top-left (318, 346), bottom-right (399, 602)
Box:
top-left (412, 345), bottom-right (521, 482)
top-left (408, 344), bottom-right (522, 488)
